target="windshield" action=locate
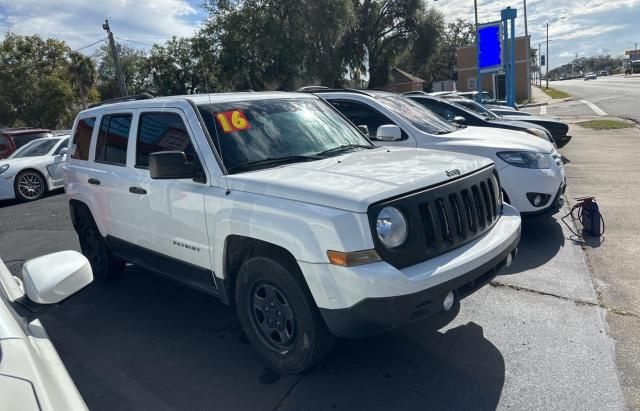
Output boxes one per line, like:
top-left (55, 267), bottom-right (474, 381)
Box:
top-left (377, 96), bottom-right (458, 134)
top-left (197, 97), bottom-right (374, 173)
top-left (456, 100), bottom-right (497, 120)
top-left (9, 138), bottom-right (59, 158)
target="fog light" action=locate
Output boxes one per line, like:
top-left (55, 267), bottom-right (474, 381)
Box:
top-left (443, 291), bottom-right (455, 311)
top-left (526, 192), bottom-right (551, 207)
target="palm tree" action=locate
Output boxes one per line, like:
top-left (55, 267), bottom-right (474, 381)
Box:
top-left (68, 51), bottom-right (96, 109)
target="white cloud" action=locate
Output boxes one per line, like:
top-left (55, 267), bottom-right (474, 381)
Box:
top-left (0, 0), bottom-right (202, 52)
top-left (433, 0), bottom-right (640, 68)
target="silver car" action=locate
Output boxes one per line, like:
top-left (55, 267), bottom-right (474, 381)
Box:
top-left (0, 136), bottom-right (69, 202)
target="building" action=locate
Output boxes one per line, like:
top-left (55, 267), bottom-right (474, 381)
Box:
top-left (625, 49), bottom-right (640, 74)
top-left (380, 68), bottom-right (425, 93)
top-left (456, 35), bottom-right (531, 102)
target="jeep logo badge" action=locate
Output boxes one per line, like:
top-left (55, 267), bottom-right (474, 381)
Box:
top-left (446, 168), bottom-right (461, 178)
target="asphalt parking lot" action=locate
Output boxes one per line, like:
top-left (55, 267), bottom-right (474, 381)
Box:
top-left (0, 187), bottom-right (626, 410)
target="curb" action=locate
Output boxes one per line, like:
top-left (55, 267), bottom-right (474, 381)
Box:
top-left (520, 102), bottom-right (548, 108)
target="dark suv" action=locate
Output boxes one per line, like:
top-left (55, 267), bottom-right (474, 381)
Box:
top-left (0, 128), bottom-right (54, 159)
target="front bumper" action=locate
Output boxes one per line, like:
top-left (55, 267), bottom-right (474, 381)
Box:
top-left (0, 175), bottom-right (16, 200)
top-left (299, 204), bottom-right (521, 338)
top-left (499, 161), bottom-right (565, 214)
top-left (320, 236), bottom-right (518, 338)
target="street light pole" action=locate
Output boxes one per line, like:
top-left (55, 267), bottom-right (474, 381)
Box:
top-left (545, 17), bottom-right (564, 89)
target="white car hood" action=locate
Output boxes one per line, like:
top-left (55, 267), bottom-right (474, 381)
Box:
top-left (443, 126), bottom-right (554, 152)
top-left (226, 147), bottom-right (492, 212)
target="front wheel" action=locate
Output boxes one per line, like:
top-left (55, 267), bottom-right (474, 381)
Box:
top-left (235, 256), bottom-right (334, 374)
top-left (14, 170), bottom-right (45, 201)
top-left (78, 217), bottom-right (125, 281)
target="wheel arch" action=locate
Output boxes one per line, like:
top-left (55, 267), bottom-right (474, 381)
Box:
top-left (223, 235), bottom-right (311, 307)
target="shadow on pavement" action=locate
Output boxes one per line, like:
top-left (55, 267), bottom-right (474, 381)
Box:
top-left (42, 264), bottom-right (505, 411)
top-left (0, 188), bottom-right (64, 208)
top-left (500, 216), bottom-right (565, 275)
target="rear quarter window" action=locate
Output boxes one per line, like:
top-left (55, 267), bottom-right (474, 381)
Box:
top-left (71, 118), bottom-right (96, 160)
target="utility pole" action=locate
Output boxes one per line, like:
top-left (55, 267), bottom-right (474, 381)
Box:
top-left (102, 19), bottom-right (128, 97)
top-left (539, 43), bottom-right (542, 86)
top-left (545, 17), bottom-right (565, 89)
top-left (524, 0), bottom-right (531, 102)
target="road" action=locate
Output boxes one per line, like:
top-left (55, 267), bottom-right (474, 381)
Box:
top-left (0, 191), bottom-right (626, 410)
top-left (546, 76), bottom-right (640, 121)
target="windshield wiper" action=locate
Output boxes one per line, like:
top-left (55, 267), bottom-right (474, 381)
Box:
top-left (315, 144), bottom-right (373, 157)
top-left (227, 155), bottom-right (321, 173)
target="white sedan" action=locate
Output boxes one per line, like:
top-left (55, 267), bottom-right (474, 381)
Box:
top-left (0, 251), bottom-right (93, 410)
top-left (0, 136), bottom-right (69, 202)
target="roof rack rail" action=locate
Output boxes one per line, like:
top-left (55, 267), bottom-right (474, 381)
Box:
top-left (88, 93), bottom-right (154, 109)
top-left (297, 87), bottom-right (374, 97)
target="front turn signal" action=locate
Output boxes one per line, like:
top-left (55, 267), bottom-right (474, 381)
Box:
top-left (327, 249), bottom-right (381, 267)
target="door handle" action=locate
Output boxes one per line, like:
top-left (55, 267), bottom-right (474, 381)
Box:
top-left (129, 186), bottom-right (147, 195)
top-left (88, 178), bottom-right (101, 185)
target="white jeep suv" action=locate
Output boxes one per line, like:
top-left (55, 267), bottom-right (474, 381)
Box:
top-left (315, 90), bottom-right (566, 216)
top-left (64, 92), bottom-right (521, 373)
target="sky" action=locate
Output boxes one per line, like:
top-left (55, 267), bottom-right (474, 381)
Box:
top-left (0, 0), bottom-right (638, 69)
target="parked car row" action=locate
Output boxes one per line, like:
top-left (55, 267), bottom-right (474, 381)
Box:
top-left (3, 88), bottom-right (573, 407)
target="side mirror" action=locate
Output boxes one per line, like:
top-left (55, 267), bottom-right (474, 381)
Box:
top-left (149, 151), bottom-right (196, 179)
top-left (22, 251), bottom-right (93, 305)
top-left (376, 125), bottom-right (402, 141)
top-left (452, 116), bottom-right (466, 124)
top-left (59, 147), bottom-right (68, 156)
top-left (357, 125), bottom-right (370, 137)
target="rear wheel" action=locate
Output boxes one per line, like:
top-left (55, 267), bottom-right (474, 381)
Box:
top-left (14, 170), bottom-right (45, 201)
top-left (235, 256), bottom-right (334, 374)
top-left (78, 215), bottom-right (125, 281)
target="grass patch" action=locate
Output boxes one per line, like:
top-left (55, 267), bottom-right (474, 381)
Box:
top-left (576, 119), bottom-right (635, 130)
top-left (540, 87), bottom-right (571, 99)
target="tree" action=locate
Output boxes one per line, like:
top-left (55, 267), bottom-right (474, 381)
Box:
top-left (429, 18), bottom-right (475, 82)
top-left (143, 35), bottom-right (218, 96)
top-left (95, 43), bottom-right (149, 99)
top-left (0, 33), bottom-right (75, 128)
top-left (351, 0), bottom-right (425, 87)
top-left (202, 0), bottom-right (357, 90)
top-left (68, 51), bottom-right (97, 109)
top-left (394, 8), bottom-right (444, 85)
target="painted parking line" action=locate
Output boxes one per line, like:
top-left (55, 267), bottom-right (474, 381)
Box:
top-left (580, 99), bottom-right (607, 116)
top-left (540, 105), bottom-right (547, 115)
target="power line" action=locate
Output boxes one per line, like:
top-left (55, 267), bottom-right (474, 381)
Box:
top-left (74, 37), bottom-right (108, 52)
top-left (115, 36), bottom-right (157, 47)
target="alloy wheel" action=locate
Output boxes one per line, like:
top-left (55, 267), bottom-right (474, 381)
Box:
top-left (17, 172), bottom-right (44, 200)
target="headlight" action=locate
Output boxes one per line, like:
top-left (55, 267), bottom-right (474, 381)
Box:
top-left (0, 164), bottom-right (8, 174)
top-left (525, 128), bottom-right (550, 141)
top-left (496, 151), bottom-right (551, 169)
top-left (376, 206), bottom-right (408, 248)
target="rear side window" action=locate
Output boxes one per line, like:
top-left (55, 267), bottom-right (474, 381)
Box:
top-left (95, 114), bottom-right (132, 166)
top-left (0, 136), bottom-right (9, 156)
top-left (71, 118), bottom-right (96, 160)
top-left (136, 112), bottom-right (197, 168)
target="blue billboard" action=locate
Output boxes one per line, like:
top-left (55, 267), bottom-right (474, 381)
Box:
top-left (477, 22), bottom-right (502, 73)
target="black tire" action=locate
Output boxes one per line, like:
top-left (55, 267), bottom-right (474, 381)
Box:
top-left (14, 170), bottom-right (46, 202)
top-left (77, 214), bottom-right (125, 281)
top-left (235, 256), bottom-right (335, 374)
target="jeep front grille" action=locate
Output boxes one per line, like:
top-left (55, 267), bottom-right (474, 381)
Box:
top-left (368, 166), bottom-right (501, 269)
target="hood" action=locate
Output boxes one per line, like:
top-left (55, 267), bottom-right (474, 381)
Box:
top-left (505, 117), bottom-right (569, 135)
top-left (225, 147), bottom-right (492, 212)
top-left (442, 126), bottom-right (555, 153)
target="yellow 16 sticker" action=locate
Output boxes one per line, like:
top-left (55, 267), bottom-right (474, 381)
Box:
top-left (216, 110), bottom-right (251, 133)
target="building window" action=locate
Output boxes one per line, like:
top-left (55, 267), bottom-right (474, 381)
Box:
top-left (467, 77), bottom-right (477, 90)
